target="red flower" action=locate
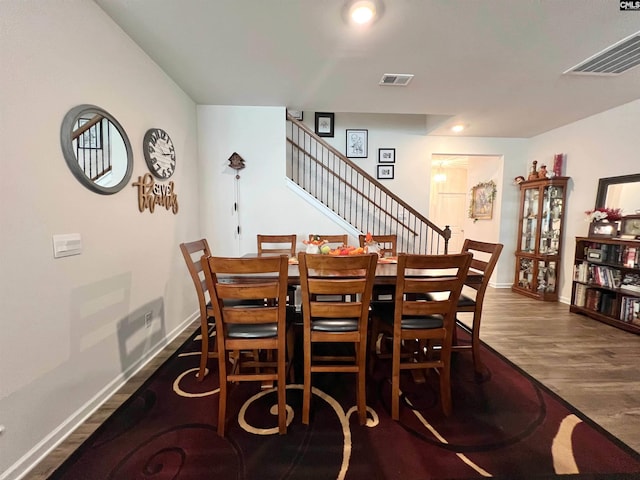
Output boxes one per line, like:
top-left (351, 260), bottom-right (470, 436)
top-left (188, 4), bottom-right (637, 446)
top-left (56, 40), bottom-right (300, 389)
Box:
top-left (584, 207), bottom-right (622, 222)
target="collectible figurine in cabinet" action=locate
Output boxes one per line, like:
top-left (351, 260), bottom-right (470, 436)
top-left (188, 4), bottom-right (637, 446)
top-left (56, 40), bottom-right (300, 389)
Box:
top-left (538, 164), bottom-right (548, 178)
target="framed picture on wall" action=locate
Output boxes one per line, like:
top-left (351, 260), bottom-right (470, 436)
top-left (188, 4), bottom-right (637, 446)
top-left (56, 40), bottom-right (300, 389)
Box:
top-left (346, 129), bottom-right (368, 158)
top-left (288, 109), bottom-right (303, 121)
top-left (469, 181), bottom-right (496, 220)
top-left (315, 112), bottom-right (334, 137)
top-left (378, 148), bottom-right (395, 163)
top-left (377, 164), bottom-right (394, 179)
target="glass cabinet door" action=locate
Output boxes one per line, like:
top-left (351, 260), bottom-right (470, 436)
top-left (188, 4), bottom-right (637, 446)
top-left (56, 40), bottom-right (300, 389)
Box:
top-left (516, 256), bottom-right (535, 291)
top-left (539, 185), bottom-right (564, 255)
top-left (520, 187), bottom-right (539, 253)
top-left (537, 259), bottom-right (557, 294)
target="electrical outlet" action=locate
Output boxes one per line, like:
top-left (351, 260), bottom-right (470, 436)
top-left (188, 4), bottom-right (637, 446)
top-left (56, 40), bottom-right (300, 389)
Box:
top-left (144, 312), bottom-right (152, 328)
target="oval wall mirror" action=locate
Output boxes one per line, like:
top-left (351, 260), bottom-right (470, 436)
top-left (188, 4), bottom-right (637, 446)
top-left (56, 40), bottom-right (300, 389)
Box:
top-left (60, 104), bottom-right (133, 194)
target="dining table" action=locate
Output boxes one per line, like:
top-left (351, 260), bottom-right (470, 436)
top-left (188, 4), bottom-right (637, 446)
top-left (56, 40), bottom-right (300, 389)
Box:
top-left (236, 253), bottom-right (484, 289)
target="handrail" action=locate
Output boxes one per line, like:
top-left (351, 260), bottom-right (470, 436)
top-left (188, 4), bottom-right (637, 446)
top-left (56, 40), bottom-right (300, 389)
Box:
top-left (286, 113), bottom-right (450, 254)
top-left (287, 139), bottom-right (418, 236)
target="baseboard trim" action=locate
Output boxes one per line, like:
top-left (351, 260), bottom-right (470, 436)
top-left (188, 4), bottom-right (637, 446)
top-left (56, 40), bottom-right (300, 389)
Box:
top-left (3, 313), bottom-right (198, 480)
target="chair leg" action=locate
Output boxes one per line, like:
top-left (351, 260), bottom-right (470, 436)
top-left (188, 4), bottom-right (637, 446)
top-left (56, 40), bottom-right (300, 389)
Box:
top-left (452, 321), bottom-right (459, 347)
top-left (277, 346), bottom-right (287, 434)
top-left (357, 339), bottom-right (367, 425)
top-left (302, 332), bottom-right (312, 425)
top-left (391, 333), bottom-right (402, 421)
top-left (198, 321), bottom-right (210, 381)
top-left (470, 311), bottom-right (484, 376)
top-left (217, 353), bottom-right (228, 436)
top-left (439, 347), bottom-right (452, 416)
top-left (368, 316), bottom-right (380, 376)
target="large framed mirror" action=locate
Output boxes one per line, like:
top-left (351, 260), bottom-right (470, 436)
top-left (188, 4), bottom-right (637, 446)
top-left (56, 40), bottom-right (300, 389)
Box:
top-left (595, 174), bottom-right (640, 215)
top-left (60, 104), bottom-right (133, 194)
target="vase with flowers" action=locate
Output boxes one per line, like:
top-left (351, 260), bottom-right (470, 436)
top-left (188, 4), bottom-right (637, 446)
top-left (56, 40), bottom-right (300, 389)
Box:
top-left (585, 207), bottom-right (623, 222)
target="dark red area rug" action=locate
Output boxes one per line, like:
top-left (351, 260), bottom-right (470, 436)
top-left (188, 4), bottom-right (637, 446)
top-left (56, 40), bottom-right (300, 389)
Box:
top-left (50, 327), bottom-right (640, 479)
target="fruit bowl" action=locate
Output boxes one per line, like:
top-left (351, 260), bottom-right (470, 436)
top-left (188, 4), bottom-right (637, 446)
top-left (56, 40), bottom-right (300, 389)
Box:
top-left (328, 245), bottom-right (366, 256)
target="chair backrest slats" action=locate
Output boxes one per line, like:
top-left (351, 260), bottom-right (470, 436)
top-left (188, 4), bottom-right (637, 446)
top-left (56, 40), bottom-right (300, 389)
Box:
top-left (395, 253), bottom-right (473, 326)
top-left (179, 239), bottom-right (212, 318)
top-left (310, 234), bottom-right (348, 246)
top-left (460, 239), bottom-right (503, 295)
top-left (203, 255), bottom-right (289, 328)
top-left (359, 234), bottom-right (398, 256)
top-left (299, 253), bottom-right (378, 322)
top-left (257, 234), bottom-right (297, 257)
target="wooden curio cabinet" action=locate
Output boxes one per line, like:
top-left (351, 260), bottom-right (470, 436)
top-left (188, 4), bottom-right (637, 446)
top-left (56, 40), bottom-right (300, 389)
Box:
top-left (512, 176), bottom-right (569, 301)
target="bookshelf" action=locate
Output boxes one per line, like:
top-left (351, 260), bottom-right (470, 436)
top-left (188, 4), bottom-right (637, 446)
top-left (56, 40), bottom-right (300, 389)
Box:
top-left (571, 236), bottom-right (640, 334)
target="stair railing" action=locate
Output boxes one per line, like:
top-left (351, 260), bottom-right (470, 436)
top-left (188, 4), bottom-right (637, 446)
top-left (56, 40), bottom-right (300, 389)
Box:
top-left (286, 114), bottom-right (450, 254)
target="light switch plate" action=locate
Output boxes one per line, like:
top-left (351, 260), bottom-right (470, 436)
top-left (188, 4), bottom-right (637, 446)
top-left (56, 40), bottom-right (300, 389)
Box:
top-left (53, 233), bottom-right (82, 258)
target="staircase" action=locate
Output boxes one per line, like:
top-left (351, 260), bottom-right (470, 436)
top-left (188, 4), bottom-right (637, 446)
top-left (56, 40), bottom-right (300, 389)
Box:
top-left (286, 114), bottom-right (450, 254)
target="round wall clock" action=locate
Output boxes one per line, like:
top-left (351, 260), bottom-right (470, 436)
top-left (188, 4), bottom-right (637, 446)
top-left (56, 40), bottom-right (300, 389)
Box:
top-left (143, 128), bottom-right (176, 179)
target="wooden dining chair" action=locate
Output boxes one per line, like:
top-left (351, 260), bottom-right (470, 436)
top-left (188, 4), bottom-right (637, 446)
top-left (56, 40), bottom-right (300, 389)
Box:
top-left (358, 233), bottom-right (398, 258)
top-left (202, 254), bottom-right (293, 436)
top-left (308, 234), bottom-right (351, 302)
top-left (452, 239), bottom-right (503, 375)
top-left (359, 233), bottom-right (398, 301)
top-left (309, 234), bottom-right (348, 247)
top-left (257, 234), bottom-right (297, 257)
top-left (370, 252), bottom-right (472, 420)
top-left (179, 239), bottom-right (217, 382)
top-left (257, 234), bottom-right (297, 304)
top-left (298, 252), bottom-right (378, 425)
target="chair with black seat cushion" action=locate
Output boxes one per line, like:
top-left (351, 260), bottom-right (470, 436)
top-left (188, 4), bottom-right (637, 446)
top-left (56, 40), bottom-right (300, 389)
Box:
top-left (202, 254), bottom-right (293, 436)
top-left (452, 239), bottom-right (503, 375)
top-left (370, 252), bottom-right (472, 420)
top-left (179, 239), bottom-right (217, 382)
top-left (298, 252), bottom-right (378, 425)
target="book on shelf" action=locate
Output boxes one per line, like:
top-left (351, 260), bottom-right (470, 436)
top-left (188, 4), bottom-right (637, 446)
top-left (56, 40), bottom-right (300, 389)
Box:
top-left (585, 288), bottom-right (602, 311)
top-left (623, 246), bottom-right (638, 269)
top-left (598, 292), bottom-right (616, 316)
top-left (620, 296), bottom-right (640, 323)
top-left (621, 272), bottom-right (640, 293)
top-left (574, 283), bottom-right (586, 307)
top-left (573, 261), bottom-right (589, 283)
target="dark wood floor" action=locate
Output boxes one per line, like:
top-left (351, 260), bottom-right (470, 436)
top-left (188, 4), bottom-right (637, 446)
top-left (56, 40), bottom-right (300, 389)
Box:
top-left (24, 288), bottom-right (640, 479)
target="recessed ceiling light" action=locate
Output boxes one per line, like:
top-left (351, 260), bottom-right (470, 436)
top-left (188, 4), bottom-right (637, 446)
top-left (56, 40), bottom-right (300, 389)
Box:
top-left (451, 124), bottom-right (465, 133)
top-left (350, 0), bottom-right (376, 24)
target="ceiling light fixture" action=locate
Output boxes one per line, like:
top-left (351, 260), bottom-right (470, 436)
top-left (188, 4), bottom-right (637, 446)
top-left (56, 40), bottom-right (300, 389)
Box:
top-left (451, 124), bottom-right (465, 133)
top-left (349, 0), bottom-right (376, 24)
top-left (434, 162), bottom-right (447, 183)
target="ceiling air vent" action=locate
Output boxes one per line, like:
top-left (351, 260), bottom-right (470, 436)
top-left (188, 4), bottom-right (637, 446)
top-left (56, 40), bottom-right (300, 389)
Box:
top-left (379, 73), bottom-right (414, 86)
top-left (565, 32), bottom-right (640, 76)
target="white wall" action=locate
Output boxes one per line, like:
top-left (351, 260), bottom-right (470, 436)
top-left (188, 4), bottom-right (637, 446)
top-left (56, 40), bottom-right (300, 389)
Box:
top-left (0, 2), bottom-right (200, 478)
top-left (528, 99), bottom-right (640, 303)
top-left (197, 106), bottom-right (362, 256)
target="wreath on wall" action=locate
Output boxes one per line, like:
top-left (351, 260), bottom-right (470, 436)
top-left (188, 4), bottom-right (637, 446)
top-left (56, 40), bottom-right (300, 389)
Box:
top-left (468, 180), bottom-right (497, 222)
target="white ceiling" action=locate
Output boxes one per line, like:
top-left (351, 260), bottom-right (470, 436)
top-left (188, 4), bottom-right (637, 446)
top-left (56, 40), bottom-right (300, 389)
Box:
top-left (94, 0), bottom-right (640, 138)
